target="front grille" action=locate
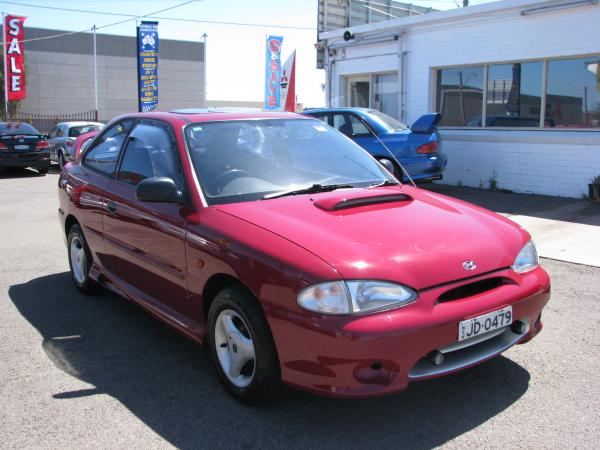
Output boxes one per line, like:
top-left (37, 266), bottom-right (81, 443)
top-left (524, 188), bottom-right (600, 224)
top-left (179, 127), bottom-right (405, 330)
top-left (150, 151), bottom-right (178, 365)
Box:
top-left (438, 277), bottom-right (510, 303)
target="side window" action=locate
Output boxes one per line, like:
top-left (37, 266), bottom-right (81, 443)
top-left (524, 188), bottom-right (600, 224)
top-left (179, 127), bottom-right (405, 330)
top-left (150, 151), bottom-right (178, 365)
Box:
top-left (48, 126), bottom-right (58, 138)
top-left (118, 122), bottom-right (182, 186)
top-left (348, 114), bottom-right (370, 136)
top-left (332, 113), bottom-right (370, 137)
top-left (58, 125), bottom-right (67, 137)
top-left (83, 120), bottom-right (133, 175)
top-left (309, 113), bottom-right (330, 125)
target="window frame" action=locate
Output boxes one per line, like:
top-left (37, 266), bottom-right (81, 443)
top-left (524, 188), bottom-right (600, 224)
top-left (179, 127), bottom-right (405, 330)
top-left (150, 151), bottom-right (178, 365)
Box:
top-left (432, 53), bottom-right (600, 131)
top-left (113, 118), bottom-right (187, 194)
top-left (81, 119), bottom-right (137, 178)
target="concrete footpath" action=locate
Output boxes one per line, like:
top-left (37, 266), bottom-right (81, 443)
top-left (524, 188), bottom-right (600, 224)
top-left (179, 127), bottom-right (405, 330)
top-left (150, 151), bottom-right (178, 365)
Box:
top-left (424, 184), bottom-right (600, 268)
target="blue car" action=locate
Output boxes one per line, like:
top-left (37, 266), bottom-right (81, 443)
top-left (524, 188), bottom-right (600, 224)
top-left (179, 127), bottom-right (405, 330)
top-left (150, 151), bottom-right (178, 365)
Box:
top-left (302, 108), bottom-right (446, 182)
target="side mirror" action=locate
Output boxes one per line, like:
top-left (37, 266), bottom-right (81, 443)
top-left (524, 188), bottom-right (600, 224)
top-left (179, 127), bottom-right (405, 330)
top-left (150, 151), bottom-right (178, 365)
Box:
top-left (410, 113), bottom-right (442, 134)
top-left (136, 177), bottom-right (182, 203)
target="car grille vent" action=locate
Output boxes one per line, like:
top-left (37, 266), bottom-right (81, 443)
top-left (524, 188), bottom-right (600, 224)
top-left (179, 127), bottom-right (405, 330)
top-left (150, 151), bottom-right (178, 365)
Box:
top-left (438, 277), bottom-right (509, 303)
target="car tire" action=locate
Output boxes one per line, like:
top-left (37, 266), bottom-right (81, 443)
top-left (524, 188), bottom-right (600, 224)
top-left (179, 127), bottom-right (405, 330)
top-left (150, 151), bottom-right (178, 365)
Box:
top-left (37, 167), bottom-right (48, 175)
top-left (207, 286), bottom-right (284, 405)
top-left (67, 224), bottom-right (99, 295)
top-left (58, 151), bottom-right (65, 170)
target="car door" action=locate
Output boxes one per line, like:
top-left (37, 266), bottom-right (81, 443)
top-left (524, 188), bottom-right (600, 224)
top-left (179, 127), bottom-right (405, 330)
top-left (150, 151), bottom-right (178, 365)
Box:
top-left (101, 120), bottom-right (190, 318)
top-left (47, 125), bottom-right (59, 160)
top-left (75, 119), bottom-right (135, 264)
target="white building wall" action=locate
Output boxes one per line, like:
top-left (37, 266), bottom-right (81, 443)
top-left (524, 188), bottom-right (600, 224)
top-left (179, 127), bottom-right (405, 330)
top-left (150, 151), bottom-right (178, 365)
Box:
top-left (323, 0), bottom-right (600, 198)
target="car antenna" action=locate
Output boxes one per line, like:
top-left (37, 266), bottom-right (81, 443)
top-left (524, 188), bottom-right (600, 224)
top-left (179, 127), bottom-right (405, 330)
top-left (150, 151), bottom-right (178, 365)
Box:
top-left (359, 117), bottom-right (417, 188)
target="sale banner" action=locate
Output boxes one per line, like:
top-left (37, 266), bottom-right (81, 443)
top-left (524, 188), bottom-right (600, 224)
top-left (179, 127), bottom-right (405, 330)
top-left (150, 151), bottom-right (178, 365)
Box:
top-left (4, 15), bottom-right (27, 101)
top-left (279, 50), bottom-right (296, 112)
top-left (136, 21), bottom-right (159, 112)
top-left (264, 35), bottom-right (283, 110)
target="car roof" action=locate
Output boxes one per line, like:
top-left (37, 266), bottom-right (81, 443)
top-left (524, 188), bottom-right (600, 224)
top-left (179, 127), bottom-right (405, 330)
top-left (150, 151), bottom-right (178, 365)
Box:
top-left (113, 110), bottom-right (311, 125)
top-left (56, 121), bottom-right (104, 127)
top-left (302, 107), bottom-right (372, 114)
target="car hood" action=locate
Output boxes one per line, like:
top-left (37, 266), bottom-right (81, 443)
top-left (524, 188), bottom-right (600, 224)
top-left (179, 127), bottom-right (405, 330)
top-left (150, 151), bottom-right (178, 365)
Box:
top-left (215, 186), bottom-right (528, 290)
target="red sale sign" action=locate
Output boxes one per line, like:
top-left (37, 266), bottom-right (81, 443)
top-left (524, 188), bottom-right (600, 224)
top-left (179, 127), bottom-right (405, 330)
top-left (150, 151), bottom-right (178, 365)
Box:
top-left (4, 15), bottom-right (27, 101)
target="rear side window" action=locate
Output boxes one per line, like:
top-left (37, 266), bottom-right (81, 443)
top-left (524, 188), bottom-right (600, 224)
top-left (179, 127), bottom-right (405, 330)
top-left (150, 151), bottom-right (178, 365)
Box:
top-left (118, 122), bottom-right (182, 186)
top-left (332, 113), bottom-right (370, 137)
top-left (69, 125), bottom-right (99, 137)
top-left (83, 120), bottom-right (133, 175)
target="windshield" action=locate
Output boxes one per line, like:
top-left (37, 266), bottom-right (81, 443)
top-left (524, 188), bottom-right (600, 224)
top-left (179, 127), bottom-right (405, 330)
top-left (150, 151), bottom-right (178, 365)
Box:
top-left (0, 122), bottom-right (40, 135)
top-left (367, 110), bottom-right (408, 131)
top-left (185, 118), bottom-right (397, 205)
top-left (69, 125), bottom-right (102, 137)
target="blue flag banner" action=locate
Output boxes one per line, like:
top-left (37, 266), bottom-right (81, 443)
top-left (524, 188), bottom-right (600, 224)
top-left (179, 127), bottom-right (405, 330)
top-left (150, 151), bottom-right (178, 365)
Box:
top-left (137, 21), bottom-right (159, 112)
top-left (264, 35), bottom-right (283, 110)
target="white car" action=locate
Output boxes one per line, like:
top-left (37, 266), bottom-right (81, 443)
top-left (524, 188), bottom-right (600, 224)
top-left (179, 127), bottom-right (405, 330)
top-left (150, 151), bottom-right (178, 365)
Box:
top-left (48, 121), bottom-right (104, 169)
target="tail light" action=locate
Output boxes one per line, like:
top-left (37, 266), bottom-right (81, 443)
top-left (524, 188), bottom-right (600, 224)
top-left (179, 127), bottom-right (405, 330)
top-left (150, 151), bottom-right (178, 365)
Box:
top-left (66, 140), bottom-right (74, 147)
top-left (35, 140), bottom-right (49, 150)
top-left (0, 142), bottom-right (7, 151)
top-left (416, 142), bottom-right (438, 154)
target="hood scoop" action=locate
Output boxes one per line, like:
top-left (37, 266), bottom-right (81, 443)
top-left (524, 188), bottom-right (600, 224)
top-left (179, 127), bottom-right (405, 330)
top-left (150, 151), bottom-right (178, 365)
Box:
top-left (313, 189), bottom-right (412, 211)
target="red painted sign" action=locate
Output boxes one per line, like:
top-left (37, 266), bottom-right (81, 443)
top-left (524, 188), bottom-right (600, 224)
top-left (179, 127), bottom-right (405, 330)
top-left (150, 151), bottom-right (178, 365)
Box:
top-left (4, 15), bottom-right (27, 101)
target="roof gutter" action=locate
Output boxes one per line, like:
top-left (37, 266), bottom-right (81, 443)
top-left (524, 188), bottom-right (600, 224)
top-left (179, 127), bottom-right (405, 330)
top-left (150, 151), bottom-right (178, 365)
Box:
top-left (318, 0), bottom-right (576, 41)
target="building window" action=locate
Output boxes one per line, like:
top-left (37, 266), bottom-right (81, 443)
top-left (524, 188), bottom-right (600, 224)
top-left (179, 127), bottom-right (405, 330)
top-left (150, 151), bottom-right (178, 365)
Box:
top-left (345, 73), bottom-right (400, 119)
top-left (436, 66), bottom-right (484, 126)
top-left (486, 62), bottom-right (543, 127)
top-left (545, 57), bottom-right (600, 128)
top-left (435, 55), bottom-right (600, 129)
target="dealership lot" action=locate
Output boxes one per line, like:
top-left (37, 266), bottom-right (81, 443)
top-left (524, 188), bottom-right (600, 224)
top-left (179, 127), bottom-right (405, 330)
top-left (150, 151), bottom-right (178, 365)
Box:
top-left (1, 169), bottom-right (599, 449)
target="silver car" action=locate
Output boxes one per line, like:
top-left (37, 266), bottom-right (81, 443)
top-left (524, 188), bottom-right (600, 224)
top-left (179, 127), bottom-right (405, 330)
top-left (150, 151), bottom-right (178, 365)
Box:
top-left (48, 121), bottom-right (104, 169)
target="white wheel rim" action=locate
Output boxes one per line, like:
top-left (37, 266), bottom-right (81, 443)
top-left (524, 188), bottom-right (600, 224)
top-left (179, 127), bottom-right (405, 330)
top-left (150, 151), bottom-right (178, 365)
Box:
top-left (214, 309), bottom-right (256, 388)
top-left (70, 235), bottom-right (87, 284)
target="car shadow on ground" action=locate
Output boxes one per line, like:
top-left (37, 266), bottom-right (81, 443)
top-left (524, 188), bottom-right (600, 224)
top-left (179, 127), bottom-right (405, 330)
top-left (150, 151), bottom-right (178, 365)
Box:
top-left (0, 167), bottom-right (47, 178)
top-left (9, 272), bottom-right (531, 449)
top-left (422, 183), bottom-right (600, 227)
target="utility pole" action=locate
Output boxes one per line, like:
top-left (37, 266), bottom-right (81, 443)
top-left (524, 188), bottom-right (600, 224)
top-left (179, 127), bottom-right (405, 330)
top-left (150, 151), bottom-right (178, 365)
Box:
top-left (201, 33), bottom-right (207, 108)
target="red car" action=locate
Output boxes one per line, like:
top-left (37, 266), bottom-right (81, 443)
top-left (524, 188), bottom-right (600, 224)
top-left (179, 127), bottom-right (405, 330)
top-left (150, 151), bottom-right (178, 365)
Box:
top-left (58, 111), bottom-right (550, 404)
top-left (71, 130), bottom-right (99, 162)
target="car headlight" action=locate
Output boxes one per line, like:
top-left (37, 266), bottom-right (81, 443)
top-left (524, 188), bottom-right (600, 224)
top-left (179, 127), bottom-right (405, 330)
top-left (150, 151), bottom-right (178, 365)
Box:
top-left (512, 240), bottom-right (539, 273)
top-left (297, 280), bottom-right (417, 315)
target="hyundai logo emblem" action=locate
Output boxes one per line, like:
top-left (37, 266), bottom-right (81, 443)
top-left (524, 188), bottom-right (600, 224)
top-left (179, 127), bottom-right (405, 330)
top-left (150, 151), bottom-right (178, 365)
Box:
top-left (462, 260), bottom-right (477, 270)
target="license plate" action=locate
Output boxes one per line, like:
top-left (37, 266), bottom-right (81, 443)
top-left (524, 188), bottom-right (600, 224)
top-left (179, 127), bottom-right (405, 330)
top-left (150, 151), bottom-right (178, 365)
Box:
top-left (15, 145), bottom-right (29, 150)
top-left (458, 306), bottom-right (512, 341)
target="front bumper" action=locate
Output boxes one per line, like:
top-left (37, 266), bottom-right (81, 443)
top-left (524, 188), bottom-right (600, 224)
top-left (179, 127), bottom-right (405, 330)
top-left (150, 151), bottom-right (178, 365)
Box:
top-left (0, 151), bottom-right (50, 168)
top-left (269, 266), bottom-right (550, 398)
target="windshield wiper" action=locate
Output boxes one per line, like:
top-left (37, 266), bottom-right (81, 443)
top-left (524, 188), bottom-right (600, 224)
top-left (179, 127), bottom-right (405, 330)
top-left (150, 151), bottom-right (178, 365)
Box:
top-left (263, 183), bottom-right (354, 200)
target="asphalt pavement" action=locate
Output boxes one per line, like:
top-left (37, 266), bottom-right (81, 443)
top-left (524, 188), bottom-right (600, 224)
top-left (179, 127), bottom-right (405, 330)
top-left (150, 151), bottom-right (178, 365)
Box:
top-left (1, 168), bottom-right (599, 449)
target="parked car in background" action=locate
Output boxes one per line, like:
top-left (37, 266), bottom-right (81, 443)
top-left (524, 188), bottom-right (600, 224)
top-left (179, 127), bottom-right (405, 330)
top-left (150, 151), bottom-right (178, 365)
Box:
top-left (467, 115), bottom-right (556, 127)
top-left (58, 110), bottom-right (549, 404)
top-left (302, 108), bottom-right (446, 182)
top-left (0, 122), bottom-right (50, 175)
top-left (48, 121), bottom-right (104, 169)
top-left (71, 130), bottom-right (99, 162)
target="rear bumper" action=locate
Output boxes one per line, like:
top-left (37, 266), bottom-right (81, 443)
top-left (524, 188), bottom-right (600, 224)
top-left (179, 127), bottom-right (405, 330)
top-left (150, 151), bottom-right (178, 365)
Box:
top-left (0, 151), bottom-right (50, 168)
top-left (404, 153), bottom-right (447, 181)
top-left (270, 266), bottom-right (550, 398)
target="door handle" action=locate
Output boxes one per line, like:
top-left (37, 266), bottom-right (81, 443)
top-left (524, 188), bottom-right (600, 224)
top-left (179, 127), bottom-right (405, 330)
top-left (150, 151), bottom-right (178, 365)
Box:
top-left (105, 201), bottom-right (117, 214)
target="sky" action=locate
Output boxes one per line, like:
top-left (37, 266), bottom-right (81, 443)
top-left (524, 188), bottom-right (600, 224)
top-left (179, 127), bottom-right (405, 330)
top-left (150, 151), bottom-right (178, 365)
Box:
top-left (0, 0), bottom-right (495, 108)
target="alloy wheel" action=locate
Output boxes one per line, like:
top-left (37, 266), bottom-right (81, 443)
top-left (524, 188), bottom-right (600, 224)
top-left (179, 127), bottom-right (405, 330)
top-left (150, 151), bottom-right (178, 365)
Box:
top-left (214, 309), bottom-right (256, 388)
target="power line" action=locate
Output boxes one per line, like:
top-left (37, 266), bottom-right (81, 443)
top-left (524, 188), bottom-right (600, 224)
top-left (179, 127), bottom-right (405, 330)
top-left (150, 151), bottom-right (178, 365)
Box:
top-left (0, 0), bottom-right (203, 44)
top-left (0, 1), bottom-right (316, 30)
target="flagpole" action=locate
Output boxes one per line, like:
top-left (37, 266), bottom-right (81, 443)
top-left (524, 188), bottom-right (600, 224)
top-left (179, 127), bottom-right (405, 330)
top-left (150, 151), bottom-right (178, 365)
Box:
top-left (2, 13), bottom-right (8, 120)
top-left (93, 25), bottom-right (98, 118)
